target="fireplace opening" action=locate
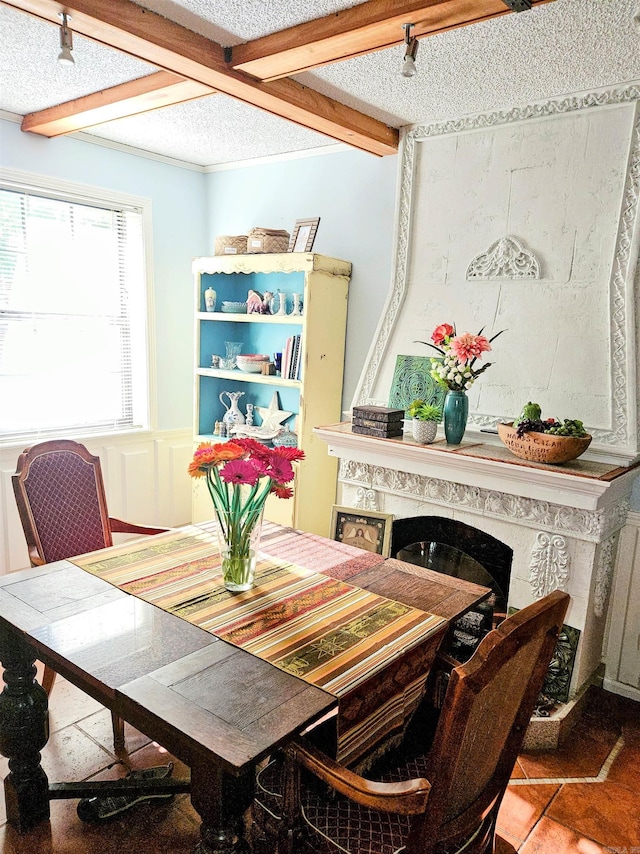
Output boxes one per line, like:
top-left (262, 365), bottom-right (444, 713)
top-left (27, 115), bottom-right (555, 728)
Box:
top-left (391, 517), bottom-right (513, 661)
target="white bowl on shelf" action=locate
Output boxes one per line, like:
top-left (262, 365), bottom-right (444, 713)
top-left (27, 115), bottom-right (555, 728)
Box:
top-left (236, 355), bottom-right (269, 373)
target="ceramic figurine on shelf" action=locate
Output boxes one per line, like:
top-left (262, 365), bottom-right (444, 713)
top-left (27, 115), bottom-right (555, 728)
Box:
top-left (204, 286), bottom-right (216, 312)
top-left (247, 289), bottom-right (273, 314)
top-left (261, 291), bottom-right (274, 313)
top-left (247, 289), bottom-right (263, 314)
top-left (245, 403), bottom-right (254, 427)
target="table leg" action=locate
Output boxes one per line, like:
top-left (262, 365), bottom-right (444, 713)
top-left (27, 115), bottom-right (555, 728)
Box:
top-left (190, 758), bottom-right (254, 854)
top-left (0, 623), bottom-right (50, 832)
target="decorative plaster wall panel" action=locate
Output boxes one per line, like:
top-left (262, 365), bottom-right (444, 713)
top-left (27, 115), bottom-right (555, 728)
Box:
top-left (353, 87), bottom-right (640, 465)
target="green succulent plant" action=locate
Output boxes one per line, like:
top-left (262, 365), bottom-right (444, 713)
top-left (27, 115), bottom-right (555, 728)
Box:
top-left (407, 400), bottom-right (442, 421)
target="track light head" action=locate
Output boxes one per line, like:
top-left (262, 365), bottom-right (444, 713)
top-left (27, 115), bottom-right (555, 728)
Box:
top-left (58, 13), bottom-right (75, 66)
top-left (401, 23), bottom-right (419, 78)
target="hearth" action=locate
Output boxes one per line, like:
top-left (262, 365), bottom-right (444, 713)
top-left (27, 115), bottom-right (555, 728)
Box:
top-left (391, 516), bottom-right (512, 662)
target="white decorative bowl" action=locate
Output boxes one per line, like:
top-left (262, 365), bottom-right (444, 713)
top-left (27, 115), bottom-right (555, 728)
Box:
top-left (237, 355), bottom-right (269, 373)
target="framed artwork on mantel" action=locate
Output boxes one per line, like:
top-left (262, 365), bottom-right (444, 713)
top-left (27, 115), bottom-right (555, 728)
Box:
top-left (330, 506), bottom-right (393, 557)
top-left (351, 86), bottom-right (640, 466)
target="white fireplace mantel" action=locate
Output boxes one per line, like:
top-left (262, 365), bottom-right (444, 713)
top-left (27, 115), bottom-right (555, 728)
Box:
top-left (315, 423), bottom-right (638, 514)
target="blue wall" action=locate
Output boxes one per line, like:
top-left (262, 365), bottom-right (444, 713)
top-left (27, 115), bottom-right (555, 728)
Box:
top-left (0, 118), bottom-right (205, 431)
top-left (204, 149), bottom-right (399, 411)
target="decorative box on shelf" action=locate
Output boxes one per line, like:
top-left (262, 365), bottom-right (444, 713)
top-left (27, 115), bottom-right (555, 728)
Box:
top-left (246, 227), bottom-right (290, 254)
top-left (351, 406), bottom-right (404, 438)
top-left (214, 234), bottom-right (248, 255)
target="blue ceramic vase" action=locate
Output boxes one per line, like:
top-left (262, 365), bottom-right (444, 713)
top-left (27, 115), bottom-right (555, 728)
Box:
top-left (443, 390), bottom-right (468, 444)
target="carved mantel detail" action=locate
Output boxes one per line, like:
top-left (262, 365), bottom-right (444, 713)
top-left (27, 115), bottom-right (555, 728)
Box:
top-left (353, 487), bottom-right (379, 511)
top-left (339, 459), bottom-right (630, 543)
top-left (528, 532), bottom-right (570, 598)
top-left (593, 534), bottom-right (617, 618)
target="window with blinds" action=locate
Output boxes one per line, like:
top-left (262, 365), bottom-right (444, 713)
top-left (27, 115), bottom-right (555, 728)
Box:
top-left (0, 183), bottom-right (149, 441)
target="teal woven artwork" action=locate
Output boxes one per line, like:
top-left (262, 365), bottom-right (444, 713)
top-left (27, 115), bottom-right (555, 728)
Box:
top-left (388, 355), bottom-right (446, 416)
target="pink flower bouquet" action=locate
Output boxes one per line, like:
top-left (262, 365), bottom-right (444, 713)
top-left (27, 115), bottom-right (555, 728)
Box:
top-left (418, 323), bottom-right (504, 392)
top-left (189, 438), bottom-right (304, 588)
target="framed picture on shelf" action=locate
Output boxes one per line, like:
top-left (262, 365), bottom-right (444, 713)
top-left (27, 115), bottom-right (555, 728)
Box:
top-left (288, 217), bottom-right (320, 253)
top-left (330, 506), bottom-right (393, 557)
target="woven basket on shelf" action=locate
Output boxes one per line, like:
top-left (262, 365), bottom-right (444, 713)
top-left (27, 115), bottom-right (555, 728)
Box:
top-left (246, 227), bottom-right (290, 254)
top-left (214, 234), bottom-right (248, 256)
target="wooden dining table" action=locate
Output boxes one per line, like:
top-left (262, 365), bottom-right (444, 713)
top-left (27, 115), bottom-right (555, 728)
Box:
top-left (0, 521), bottom-right (490, 854)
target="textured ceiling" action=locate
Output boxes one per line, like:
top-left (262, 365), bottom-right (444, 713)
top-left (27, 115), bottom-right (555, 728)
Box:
top-left (1, 0), bottom-right (639, 168)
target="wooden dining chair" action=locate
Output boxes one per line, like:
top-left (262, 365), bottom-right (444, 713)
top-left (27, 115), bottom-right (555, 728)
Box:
top-left (253, 589), bottom-right (570, 854)
top-left (12, 439), bottom-right (168, 753)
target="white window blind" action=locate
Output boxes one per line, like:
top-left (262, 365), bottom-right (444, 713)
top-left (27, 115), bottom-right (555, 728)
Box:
top-left (0, 184), bottom-right (149, 441)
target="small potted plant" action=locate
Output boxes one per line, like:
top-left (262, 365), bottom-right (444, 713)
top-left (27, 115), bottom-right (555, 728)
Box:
top-left (407, 400), bottom-right (442, 444)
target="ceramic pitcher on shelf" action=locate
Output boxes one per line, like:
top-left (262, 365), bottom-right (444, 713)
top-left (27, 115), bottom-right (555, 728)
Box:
top-left (219, 391), bottom-right (246, 428)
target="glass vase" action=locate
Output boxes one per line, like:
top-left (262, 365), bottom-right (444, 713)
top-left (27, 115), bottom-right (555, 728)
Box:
top-left (443, 390), bottom-right (468, 445)
top-left (215, 504), bottom-right (264, 592)
top-left (220, 547), bottom-right (258, 592)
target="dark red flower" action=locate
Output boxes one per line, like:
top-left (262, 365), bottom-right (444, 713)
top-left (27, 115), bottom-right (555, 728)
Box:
top-left (271, 484), bottom-right (294, 499)
top-left (272, 446), bottom-right (305, 463)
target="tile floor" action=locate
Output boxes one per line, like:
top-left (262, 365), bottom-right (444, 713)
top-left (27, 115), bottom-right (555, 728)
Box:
top-left (0, 674), bottom-right (638, 853)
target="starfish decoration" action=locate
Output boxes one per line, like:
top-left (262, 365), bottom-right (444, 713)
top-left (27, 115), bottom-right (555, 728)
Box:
top-left (256, 392), bottom-right (292, 431)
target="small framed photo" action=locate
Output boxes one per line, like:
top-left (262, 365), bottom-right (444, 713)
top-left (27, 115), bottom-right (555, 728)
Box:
top-left (288, 217), bottom-right (320, 253)
top-left (330, 506), bottom-right (393, 557)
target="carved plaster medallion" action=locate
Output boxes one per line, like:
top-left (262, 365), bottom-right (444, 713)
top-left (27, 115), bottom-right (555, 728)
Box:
top-left (466, 236), bottom-right (541, 279)
top-left (529, 532), bottom-right (570, 598)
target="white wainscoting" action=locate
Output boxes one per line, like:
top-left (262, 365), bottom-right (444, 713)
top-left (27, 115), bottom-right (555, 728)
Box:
top-left (0, 429), bottom-right (193, 576)
top-left (604, 511), bottom-right (640, 701)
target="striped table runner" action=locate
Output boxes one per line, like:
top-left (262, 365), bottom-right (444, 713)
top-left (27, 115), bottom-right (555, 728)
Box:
top-left (72, 524), bottom-right (446, 765)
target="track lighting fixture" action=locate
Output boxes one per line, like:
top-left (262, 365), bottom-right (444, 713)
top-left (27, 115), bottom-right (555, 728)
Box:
top-left (58, 13), bottom-right (74, 66)
top-left (402, 23), bottom-right (419, 78)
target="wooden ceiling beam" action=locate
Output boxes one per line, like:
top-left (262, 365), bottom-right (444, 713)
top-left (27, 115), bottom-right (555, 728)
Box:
top-left (21, 71), bottom-right (215, 136)
top-left (5, 0), bottom-right (398, 155)
top-left (231, 0), bottom-right (555, 81)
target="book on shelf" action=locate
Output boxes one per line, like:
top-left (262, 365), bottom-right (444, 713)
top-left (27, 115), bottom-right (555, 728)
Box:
top-left (281, 334), bottom-right (302, 380)
top-left (290, 334), bottom-right (301, 380)
top-left (282, 336), bottom-right (293, 380)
